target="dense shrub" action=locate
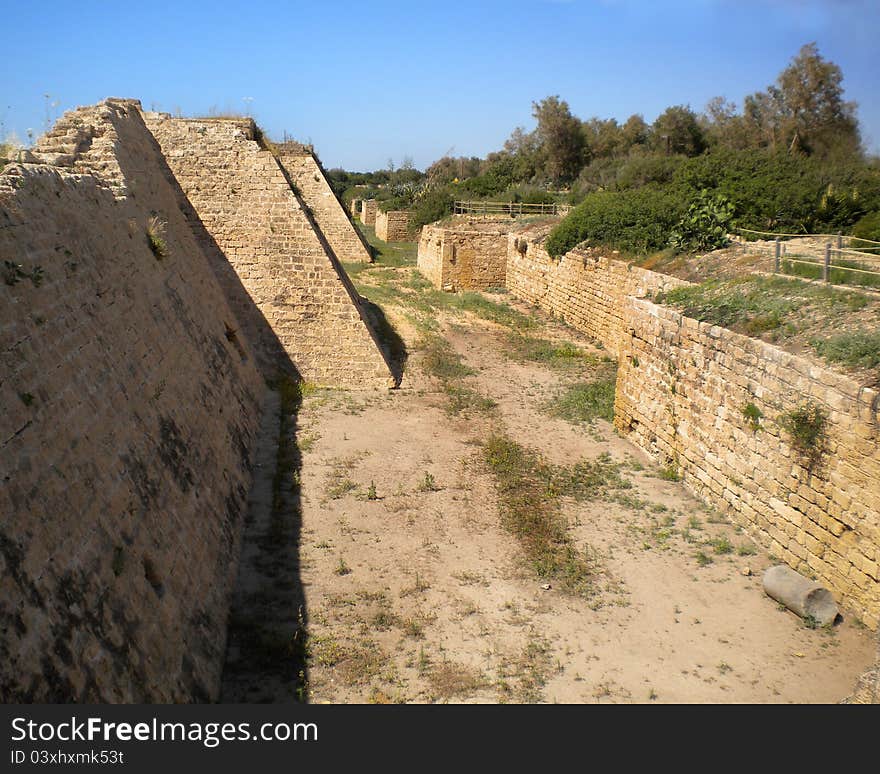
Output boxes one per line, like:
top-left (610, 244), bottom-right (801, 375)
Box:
top-left (546, 188), bottom-right (685, 257)
top-left (615, 154), bottom-right (685, 190)
top-left (671, 149), bottom-right (880, 234)
top-left (850, 211), bottom-right (880, 248)
top-left (409, 186), bottom-right (455, 230)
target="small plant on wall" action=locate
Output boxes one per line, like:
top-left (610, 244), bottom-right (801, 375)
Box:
top-left (779, 402), bottom-right (828, 470)
top-left (742, 402), bottom-right (763, 431)
top-left (146, 216), bottom-right (167, 259)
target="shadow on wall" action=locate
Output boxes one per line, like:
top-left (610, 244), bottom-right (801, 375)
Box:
top-left (360, 298), bottom-right (408, 384)
top-left (145, 133), bottom-right (298, 378)
top-left (136, 132), bottom-right (311, 701)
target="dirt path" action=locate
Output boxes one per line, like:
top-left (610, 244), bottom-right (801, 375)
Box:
top-left (286, 294), bottom-right (875, 703)
top-left (221, 231), bottom-right (876, 703)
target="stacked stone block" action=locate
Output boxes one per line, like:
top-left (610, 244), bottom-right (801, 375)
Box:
top-left (144, 114), bottom-right (394, 389)
top-left (614, 298), bottom-right (880, 628)
top-left (375, 209), bottom-right (410, 242)
top-left (276, 151), bottom-right (372, 263)
top-left (360, 198), bottom-right (378, 226)
top-left (505, 228), bottom-right (688, 355)
top-left (0, 100), bottom-right (265, 701)
top-left (417, 220), bottom-right (511, 291)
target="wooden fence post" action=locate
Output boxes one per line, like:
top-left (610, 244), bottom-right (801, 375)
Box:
top-left (823, 243), bottom-right (831, 282)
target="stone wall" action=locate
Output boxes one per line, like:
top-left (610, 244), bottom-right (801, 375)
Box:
top-left (360, 198), bottom-right (378, 226)
top-left (506, 227), bottom-right (689, 355)
top-left (144, 114), bottom-right (395, 389)
top-left (420, 217), bottom-right (878, 628)
top-left (0, 100), bottom-right (265, 701)
top-left (349, 198), bottom-right (361, 217)
top-left (375, 209), bottom-right (410, 242)
top-left (614, 298), bottom-right (880, 628)
top-left (417, 220), bottom-right (511, 291)
top-left (276, 152), bottom-right (372, 263)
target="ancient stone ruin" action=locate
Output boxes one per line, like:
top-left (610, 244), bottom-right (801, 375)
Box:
top-left (417, 217), bottom-right (880, 633)
top-left (375, 209), bottom-right (410, 242)
top-left (0, 98), bottom-right (393, 701)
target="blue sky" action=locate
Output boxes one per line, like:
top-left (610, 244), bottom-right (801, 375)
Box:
top-left (3, 0), bottom-right (878, 170)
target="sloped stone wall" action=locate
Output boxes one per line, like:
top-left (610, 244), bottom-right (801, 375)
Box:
top-left (144, 114), bottom-right (395, 389)
top-left (0, 100), bottom-right (265, 701)
top-left (276, 152), bottom-right (372, 263)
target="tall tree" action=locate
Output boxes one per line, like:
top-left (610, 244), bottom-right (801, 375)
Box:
top-left (532, 96), bottom-right (586, 184)
top-left (581, 117), bottom-right (623, 161)
top-left (743, 43), bottom-right (860, 157)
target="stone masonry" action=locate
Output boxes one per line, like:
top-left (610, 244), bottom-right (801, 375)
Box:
top-left (506, 225), bottom-right (689, 357)
top-left (0, 100), bottom-right (265, 701)
top-left (414, 216), bottom-right (879, 630)
top-left (144, 113), bottom-right (395, 389)
top-left (418, 219), bottom-right (511, 291)
top-left (276, 150), bottom-right (372, 263)
top-left (375, 209), bottom-right (410, 242)
top-left (614, 298), bottom-right (880, 628)
top-left (360, 198), bottom-right (378, 226)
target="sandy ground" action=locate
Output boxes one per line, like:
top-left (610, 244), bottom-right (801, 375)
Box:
top-left (221, 290), bottom-right (875, 704)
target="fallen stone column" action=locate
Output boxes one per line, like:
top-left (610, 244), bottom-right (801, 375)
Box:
top-left (763, 565), bottom-right (839, 625)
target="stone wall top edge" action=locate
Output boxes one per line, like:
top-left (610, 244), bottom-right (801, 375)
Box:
top-left (626, 295), bottom-right (876, 397)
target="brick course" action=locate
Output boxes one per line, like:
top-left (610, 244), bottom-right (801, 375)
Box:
top-left (276, 152), bottom-right (372, 263)
top-left (144, 114), bottom-right (394, 389)
top-left (375, 209), bottom-right (410, 242)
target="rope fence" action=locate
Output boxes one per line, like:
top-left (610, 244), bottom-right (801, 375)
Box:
top-left (453, 200), bottom-right (571, 217)
top-left (731, 228), bottom-right (880, 288)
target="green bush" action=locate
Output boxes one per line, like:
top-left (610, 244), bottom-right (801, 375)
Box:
top-left (811, 331), bottom-right (880, 370)
top-left (409, 186), bottom-right (454, 230)
top-left (779, 403), bottom-right (828, 469)
top-left (850, 211), bottom-right (880, 249)
top-left (671, 149), bottom-right (880, 234)
top-left (546, 188), bottom-right (685, 257)
top-left (616, 154), bottom-right (685, 190)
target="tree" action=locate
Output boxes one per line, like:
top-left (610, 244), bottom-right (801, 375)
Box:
top-left (742, 43), bottom-right (860, 157)
top-left (581, 117), bottom-right (623, 161)
top-left (620, 114), bottom-right (650, 152)
top-left (651, 105), bottom-right (706, 156)
top-left (702, 97), bottom-right (753, 150)
top-left (500, 126), bottom-right (541, 182)
top-left (532, 96), bottom-right (586, 185)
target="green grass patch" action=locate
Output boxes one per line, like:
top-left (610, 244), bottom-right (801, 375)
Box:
top-left (548, 452), bottom-right (632, 500)
top-left (811, 331), bottom-right (880, 371)
top-left (483, 435), bottom-right (604, 596)
top-left (544, 369), bottom-right (617, 425)
top-left (355, 222), bottom-right (417, 267)
top-left (443, 384), bottom-right (497, 416)
top-left (657, 276), bottom-right (868, 339)
top-left (781, 256), bottom-right (880, 289)
top-left (420, 336), bottom-right (475, 381)
top-left (505, 333), bottom-right (605, 370)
